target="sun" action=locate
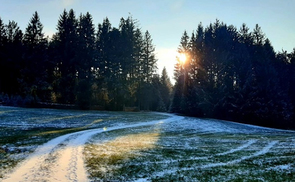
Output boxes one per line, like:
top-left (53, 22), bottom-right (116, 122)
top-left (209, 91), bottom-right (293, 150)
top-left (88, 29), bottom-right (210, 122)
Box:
top-left (178, 53), bottom-right (187, 64)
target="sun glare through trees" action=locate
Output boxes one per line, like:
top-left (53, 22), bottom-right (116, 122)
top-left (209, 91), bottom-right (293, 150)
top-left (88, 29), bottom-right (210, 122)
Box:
top-left (171, 21), bottom-right (295, 129)
top-left (178, 53), bottom-right (187, 64)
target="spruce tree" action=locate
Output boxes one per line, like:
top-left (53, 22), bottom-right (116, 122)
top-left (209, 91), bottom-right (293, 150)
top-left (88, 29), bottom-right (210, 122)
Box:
top-left (97, 17), bottom-right (113, 79)
top-left (171, 31), bottom-right (190, 114)
top-left (76, 12), bottom-right (96, 109)
top-left (0, 20), bottom-right (23, 96)
top-left (22, 11), bottom-right (48, 103)
top-left (142, 30), bottom-right (157, 82)
top-left (0, 18), bottom-right (5, 93)
top-left (160, 67), bottom-right (172, 110)
top-left (55, 9), bottom-right (78, 104)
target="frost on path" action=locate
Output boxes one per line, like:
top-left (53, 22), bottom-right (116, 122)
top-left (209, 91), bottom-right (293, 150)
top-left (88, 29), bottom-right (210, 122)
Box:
top-left (2, 115), bottom-right (181, 182)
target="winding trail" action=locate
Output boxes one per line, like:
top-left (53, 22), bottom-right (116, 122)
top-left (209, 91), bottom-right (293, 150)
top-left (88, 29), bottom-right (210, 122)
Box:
top-left (2, 115), bottom-right (182, 182)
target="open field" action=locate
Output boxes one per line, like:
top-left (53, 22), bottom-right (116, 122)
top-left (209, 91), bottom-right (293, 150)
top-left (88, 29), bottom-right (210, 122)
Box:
top-left (0, 106), bottom-right (294, 181)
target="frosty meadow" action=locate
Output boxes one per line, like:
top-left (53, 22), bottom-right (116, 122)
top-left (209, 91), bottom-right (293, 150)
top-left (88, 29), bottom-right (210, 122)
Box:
top-left (0, 106), bottom-right (294, 181)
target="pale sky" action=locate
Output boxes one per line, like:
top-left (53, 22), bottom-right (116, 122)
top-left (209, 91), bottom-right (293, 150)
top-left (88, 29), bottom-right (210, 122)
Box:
top-left (1, 0), bottom-right (295, 82)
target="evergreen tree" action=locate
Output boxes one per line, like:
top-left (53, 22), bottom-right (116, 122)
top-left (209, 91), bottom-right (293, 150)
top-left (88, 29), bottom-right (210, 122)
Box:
top-left (75, 12), bottom-right (96, 109)
top-left (96, 17), bottom-right (113, 79)
top-left (138, 30), bottom-right (157, 110)
top-left (160, 67), bottom-right (172, 111)
top-left (0, 17), bottom-right (5, 93)
top-left (0, 20), bottom-right (23, 96)
top-left (0, 17), bottom-right (6, 48)
top-left (54, 9), bottom-right (78, 104)
top-left (171, 31), bottom-right (190, 114)
top-left (142, 30), bottom-right (157, 82)
top-left (119, 16), bottom-right (136, 80)
top-left (22, 11), bottom-right (48, 103)
top-left (288, 49), bottom-right (295, 122)
top-left (174, 31), bottom-right (189, 80)
top-left (96, 19), bottom-right (122, 109)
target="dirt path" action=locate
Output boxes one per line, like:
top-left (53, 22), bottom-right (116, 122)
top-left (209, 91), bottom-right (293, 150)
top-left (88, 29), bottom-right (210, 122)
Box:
top-left (2, 115), bottom-right (181, 182)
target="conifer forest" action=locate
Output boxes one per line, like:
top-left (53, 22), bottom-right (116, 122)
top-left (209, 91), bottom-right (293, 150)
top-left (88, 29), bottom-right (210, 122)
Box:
top-left (0, 10), bottom-right (295, 129)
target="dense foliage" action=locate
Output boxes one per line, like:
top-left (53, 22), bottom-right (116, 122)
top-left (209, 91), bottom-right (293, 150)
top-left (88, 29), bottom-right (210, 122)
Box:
top-left (0, 10), bottom-right (172, 111)
top-left (172, 20), bottom-right (295, 129)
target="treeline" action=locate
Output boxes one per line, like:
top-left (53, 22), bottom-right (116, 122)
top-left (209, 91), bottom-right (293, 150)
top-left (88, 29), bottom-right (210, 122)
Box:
top-left (0, 10), bottom-right (172, 111)
top-left (171, 20), bottom-right (295, 129)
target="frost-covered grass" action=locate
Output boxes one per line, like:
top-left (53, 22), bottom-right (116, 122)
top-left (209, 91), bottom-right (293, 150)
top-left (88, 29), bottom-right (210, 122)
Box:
top-left (85, 117), bottom-right (295, 182)
top-left (0, 106), bottom-right (167, 179)
top-left (1, 106), bottom-right (294, 181)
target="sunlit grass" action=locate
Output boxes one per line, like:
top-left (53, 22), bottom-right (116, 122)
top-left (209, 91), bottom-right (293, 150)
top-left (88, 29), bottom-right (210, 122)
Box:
top-left (28, 114), bottom-right (88, 124)
top-left (37, 119), bottom-right (104, 136)
top-left (37, 128), bottom-right (80, 136)
top-left (84, 119), bottom-right (103, 128)
top-left (84, 132), bottom-right (160, 180)
top-left (0, 110), bottom-right (17, 114)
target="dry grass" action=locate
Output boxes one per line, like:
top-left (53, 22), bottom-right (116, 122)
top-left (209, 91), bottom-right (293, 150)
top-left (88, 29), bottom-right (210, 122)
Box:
top-left (84, 132), bottom-right (159, 179)
top-left (0, 110), bottom-right (16, 114)
top-left (106, 132), bottom-right (159, 151)
top-left (29, 114), bottom-right (88, 124)
top-left (37, 119), bottom-right (104, 136)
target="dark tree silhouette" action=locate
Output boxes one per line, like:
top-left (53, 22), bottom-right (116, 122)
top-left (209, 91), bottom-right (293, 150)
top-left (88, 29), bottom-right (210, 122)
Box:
top-left (21, 11), bottom-right (48, 103)
top-left (171, 20), bottom-right (295, 129)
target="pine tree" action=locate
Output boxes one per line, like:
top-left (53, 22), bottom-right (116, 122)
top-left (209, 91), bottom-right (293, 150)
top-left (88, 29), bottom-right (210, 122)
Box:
top-left (142, 30), bottom-right (157, 82)
top-left (96, 18), bottom-right (124, 110)
top-left (24, 12), bottom-right (45, 46)
top-left (0, 17), bottom-right (6, 47)
top-left (97, 17), bottom-right (113, 79)
top-left (119, 17), bottom-right (135, 80)
top-left (160, 67), bottom-right (172, 110)
top-left (174, 31), bottom-right (189, 81)
top-left (0, 17), bottom-right (5, 93)
top-left (133, 28), bottom-right (143, 81)
top-left (22, 11), bottom-right (48, 103)
top-left (137, 30), bottom-right (157, 110)
top-left (0, 20), bottom-right (23, 96)
top-left (0, 18), bottom-right (7, 94)
top-left (171, 31), bottom-right (190, 113)
top-left (75, 12), bottom-right (96, 109)
top-left (76, 12), bottom-right (95, 79)
top-left (8, 20), bottom-right (24, 95)
top-left (54, 9), bottom-right (78, 104)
